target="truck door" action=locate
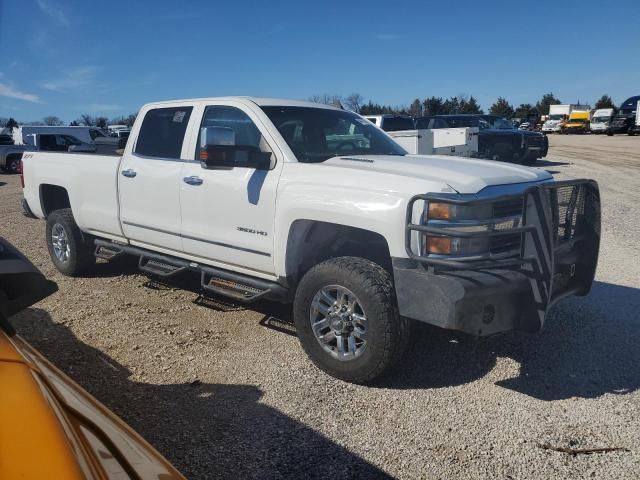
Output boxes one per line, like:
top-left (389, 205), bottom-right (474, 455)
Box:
top-left (118, 106), bottom-right (195, 252)
top-left (179, 103), bottom-right (281, 276)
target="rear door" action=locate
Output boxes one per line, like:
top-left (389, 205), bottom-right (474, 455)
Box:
top-left (118, 105), bottom-right (195, 253)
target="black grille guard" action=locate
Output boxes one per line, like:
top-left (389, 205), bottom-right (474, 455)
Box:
top-left (405, 180), bottom-right (601, 323)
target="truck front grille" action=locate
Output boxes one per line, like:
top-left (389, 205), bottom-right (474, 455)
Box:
top-left (550, 184), bottom-right (587, 244)
top-left (526, 136), bottom-right (544, 147)
top-left (490, 197), bottom-right (524, 254)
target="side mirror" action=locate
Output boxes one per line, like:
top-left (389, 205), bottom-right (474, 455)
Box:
top-left (199, 126), bottom-right (271, 170)
top-left (0, 237), bottom-right (58, 335)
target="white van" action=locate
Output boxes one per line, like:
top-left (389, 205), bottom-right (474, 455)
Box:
top-left (16, 126), bottom-right (114, 145)
top-left (590, 108), bottom-right (615, 134)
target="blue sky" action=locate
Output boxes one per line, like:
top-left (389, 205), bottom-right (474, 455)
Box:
top-left (0, 0), bottom-right (639, 122)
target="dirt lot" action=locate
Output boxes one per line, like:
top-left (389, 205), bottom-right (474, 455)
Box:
top-left (1, 134), bottom-right (639, 479)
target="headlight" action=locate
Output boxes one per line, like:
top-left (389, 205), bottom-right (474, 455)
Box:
top-left (422, 201), bottom-right (522, 256)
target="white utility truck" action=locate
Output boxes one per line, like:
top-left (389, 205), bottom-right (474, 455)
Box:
top-left (21, 97), bottom-right (602, 383)
top-left (387, 127), bottom-right (479, 157)
top-left (590, 108), bottom-right (615, 134)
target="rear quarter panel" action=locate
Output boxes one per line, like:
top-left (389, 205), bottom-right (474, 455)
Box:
top-left (22, 152), bottom-right (125, 239)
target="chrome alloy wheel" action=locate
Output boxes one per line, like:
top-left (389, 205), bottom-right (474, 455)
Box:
top-left (51, 223), bottom-right (71, 263)
top-left (310, 285), bottom-right (368, 361)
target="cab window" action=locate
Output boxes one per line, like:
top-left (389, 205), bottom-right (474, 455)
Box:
top-left (135, 106), bottom-right (193, 159)
top-left (195, 105), bottom-right (273, 162)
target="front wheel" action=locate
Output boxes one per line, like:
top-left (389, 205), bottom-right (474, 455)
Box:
top-left (46, 209), bottom-right (96, 276)
top-left (293, 257), bottom-right (411, 384)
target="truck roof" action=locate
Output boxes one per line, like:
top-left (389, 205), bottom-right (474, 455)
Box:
top-left (142, 96), bottom-right (342, 111)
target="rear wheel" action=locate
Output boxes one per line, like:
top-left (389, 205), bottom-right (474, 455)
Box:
top-left (628, 126), bottom-right (636, 136)
top-left (293, 257), bottom-right (411, 384)
top-left (46, 209), bottom-right (95, 276)
top-left (5, 155), bottom-right (20, 174)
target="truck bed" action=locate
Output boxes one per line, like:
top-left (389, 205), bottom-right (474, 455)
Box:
top-left (22, 152), bottom-right (125, 240)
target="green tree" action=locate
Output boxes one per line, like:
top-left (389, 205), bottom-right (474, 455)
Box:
top-left (489, 97), bottom-right (514, 118)
top-left (594, 94), bottom-right (615, 109)
top-left (458, 95), bottom-right (483, 114)
top-left (514, 103), bottom-right (536, 119)
top-left (422, 97), bottom-right (445, 115)
top-left (408, 98), bottom-right (423, 117)
top-left (535, 92), bottom-right (561, 116)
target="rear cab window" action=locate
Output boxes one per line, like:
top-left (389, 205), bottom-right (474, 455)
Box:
top-left (134, 107), bottom-right (193, 159)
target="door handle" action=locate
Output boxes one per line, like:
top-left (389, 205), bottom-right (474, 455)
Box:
top-left (121, 169), bottom-right (137, 178)
top-left (183, 176), bottom-right (203, 186)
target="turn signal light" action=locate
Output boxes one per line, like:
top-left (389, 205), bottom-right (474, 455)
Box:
top-left (427, 202), bottom-right (450, 220)
top-left (425, 236), bottom-right (452, 254)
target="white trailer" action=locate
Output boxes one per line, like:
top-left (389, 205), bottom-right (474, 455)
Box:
top-left (388, 127), bottom-right (479, 157)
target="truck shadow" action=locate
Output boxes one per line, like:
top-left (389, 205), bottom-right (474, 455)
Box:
top-left (385, 280), bottom-right (640, 400)
top-left (14, 308), bottom-right (391, 480)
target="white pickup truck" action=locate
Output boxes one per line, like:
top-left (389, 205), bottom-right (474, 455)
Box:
top-left (22, 97), bottom-right (602, 383)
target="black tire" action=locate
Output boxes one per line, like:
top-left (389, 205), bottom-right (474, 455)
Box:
top-left (628, 127), bottom-right (636, 136)
top-left (46, 209), bottom-right (95, 276)
top-left (607, 130), bottom-right (613, 136)
top-left (521, 153), bottom-right (537, 166)
top-left (293, 257), bottom-right (411, 384)
top-left (5, 155), bottom-right (20, 174)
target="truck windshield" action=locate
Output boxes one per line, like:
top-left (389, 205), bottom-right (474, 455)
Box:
top-left (261, 106), bottom-right (406, 162)
top-left (549, 114), bottom-right (564, 121)
top-left (569, 119), bottom-right (586, 124)
top-left (485, 117), bottom-right (515, 129)
top-left (592, 117), bottom-right (609, 123)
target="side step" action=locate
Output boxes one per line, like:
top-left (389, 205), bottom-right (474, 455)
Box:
top-left (93, 239), bottom-right (289, 303)
top-left (139, 257), bottom-right (186, 277)
top-left (201, 273), bottom-right (270, 303)
top-left (95, 243), bottom-right (124, 260)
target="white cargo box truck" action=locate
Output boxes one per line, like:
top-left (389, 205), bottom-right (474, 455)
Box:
top-left (388, 127), bottom-right (479, 157)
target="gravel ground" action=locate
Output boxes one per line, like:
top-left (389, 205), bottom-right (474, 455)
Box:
top-left (1, 134), bottom-right (639, 479)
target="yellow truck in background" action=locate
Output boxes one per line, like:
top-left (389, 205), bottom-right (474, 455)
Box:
top-left (562, 110), bottom-right (591, 134)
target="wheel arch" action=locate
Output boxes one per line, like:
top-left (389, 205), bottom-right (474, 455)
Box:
top-left (39, 184), bottom-right (71, 218)
top-left (284, 220), bottom-right (392, 288)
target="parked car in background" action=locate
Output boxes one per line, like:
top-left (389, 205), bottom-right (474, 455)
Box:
top-left (561, 110), bottom-right (590, 134)
top-left (15, 126), bottom-right (119, 147)
top-left (21, 97), bottom-right (600, 384)
top-left (416, 114), bottom-right (548, 165)
top-left (590, 108), bottom-right (615, 134)
top-left (364, 114), bottom-right (415, 131)
top-left (1, 133), bottom-right (97, 173)
top-left (31, 133), bottom-right (97, 153)
top-left (607, 95), bottom-right (640, 136)
top-left (518, 122), bottom-right (531, 131)
top-left (0, 237), bottom-right (185, 479)
top-left (0, 142), bottom-right (34, 173)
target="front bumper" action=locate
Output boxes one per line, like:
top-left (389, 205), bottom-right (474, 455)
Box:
top-left (395, 180), bottom-right (601, 336)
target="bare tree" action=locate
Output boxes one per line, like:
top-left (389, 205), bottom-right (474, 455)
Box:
top-left (343, 93), bottom-right (364, 113)
top-left (126, 113), bottom-right (137, 127)
top-left (309, 94), bottom-right (342, 108)
top-left (43, 116), bottom-right (64, 126)
top-left (79, 114), bottom-right (95, 126)
top-left (95, 116), bottom-right (108, 129)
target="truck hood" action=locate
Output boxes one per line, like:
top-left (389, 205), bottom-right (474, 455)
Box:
top-left (323, 154), bottom-right (552, 194)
